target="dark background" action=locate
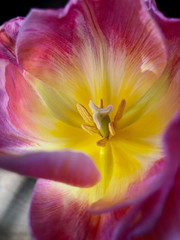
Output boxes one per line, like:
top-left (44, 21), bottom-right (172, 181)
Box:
top-left (0, 0), bottom-right (180, 25)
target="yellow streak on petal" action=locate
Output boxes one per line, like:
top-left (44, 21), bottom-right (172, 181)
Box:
top-left (32, 79), bottom-right (81, 127)
top-left (98, 144), bottom-right (113, 194)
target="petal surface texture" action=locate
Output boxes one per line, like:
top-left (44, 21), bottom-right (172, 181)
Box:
top-left (30, 180), bottom-right (101, 240)
top-left (0, 151), bottom-right (101, 187)
top-left (0, 17), bottom-right (33, 151)
top-left (126, 112), bottom-right (180, 240)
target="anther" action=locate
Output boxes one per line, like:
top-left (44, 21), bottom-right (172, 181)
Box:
top-left (114, 99), bottom-right (126, 122)
top-left (76, 103), bottom-right (94, 125)
top-left (81, 124), bottom-right (99, 135)
top-left (96, 138), bottom-right (108, 147)
top-left (108, 122), bottom-right (116, 136)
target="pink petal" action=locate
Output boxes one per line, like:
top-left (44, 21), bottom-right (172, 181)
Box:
top-left (0, 17), bottom-right (33, 151)
top-left (0, 17), bottom-right (24, 54)
top-left (149, 1), bottom-right (180, 82)
top-left (89, 0), bottom-right (167, 76)
top-left (29, 179), bottom-right (101, 240)
top-left (127, 111), bottom-right (180, 240)
top-left (0, 64), bottom-right (31, 151)
top-left (133, 171), bottom-right (180, 240)
top-left (0, 42), bottom-right (16, 64)
top-left (16, 0), bottom-right (167, 95)
top-left (16, 7), bottom-right (89, 86)
top-left (0, 150), bottom-right (101, 187)
top-left (5, 62), bottom-right (58, 140)
top-left (0, 17), bottom-right (24, 63)
top-left (29, 179), bottom-right (131, 240)
top-left (112, 111), bottom-right (180, 239)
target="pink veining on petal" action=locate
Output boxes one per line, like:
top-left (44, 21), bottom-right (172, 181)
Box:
top-left (30, 178), bottom-right (132, 240)
top-left (16, 0), bottom-right (167, 89)
top-left (0, 17), bottom-right (33, 151)
top-left (5, 62), bottom-right (58, 140)
top-left (29, 179), bottom-right (101, 240)
top-left (0, 65), bottom-right (31, 151)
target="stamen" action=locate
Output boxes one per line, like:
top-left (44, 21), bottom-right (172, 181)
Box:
top-left (99, 98), bottom-right (103, 108)
top-left (77, 98), bottom-right (126, 147)
top-left (76, 103), bottom-right (94, 125)
top-left (114, 99), bottom-right (126, 122)
top-left (81, 124), bottom-right (99, 135)
top-left (108, 122), bottom-right (116, 136)
top-left (96, 138), bottom-right (108, 147)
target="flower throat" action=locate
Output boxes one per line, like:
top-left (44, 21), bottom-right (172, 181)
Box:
top-left (77, 99), bottom-right (126, 147)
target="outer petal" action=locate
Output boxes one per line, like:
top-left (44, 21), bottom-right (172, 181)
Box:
top-left (5, 62), bottom-right (60, 141)
top-left (0, 17), bottom-right (24, 66)
top-left (148, 0), bottom-right (180, 84)
top-left (16, 0), bottom-right (167, 110)
top-left (0, 64), bottom-right (32, 151)
top-left (0, 17), bottom-right (24, 57)
top-left (16, 6), bottom-right (93, 124)
top-left (0, 150), bottom-right (101, 187)
top-left (112, 111), bottom-right (180, 240)
top-left (0, 17), bottom-right (33, 151)
top-left (131, 111), bottom-right (180, 240)
top-left (29, 179), bottom-right (101, 240)
top-left (134, 171), bottom-right (180, 240)
top-left (30, 178), bottom-right (132, 240)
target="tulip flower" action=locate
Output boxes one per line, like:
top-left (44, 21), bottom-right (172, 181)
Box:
top-left (0, 0), bottom-right (180, 239)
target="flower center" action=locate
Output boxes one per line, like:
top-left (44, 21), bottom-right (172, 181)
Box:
top-left (77, 99), bottom-right (126, 147)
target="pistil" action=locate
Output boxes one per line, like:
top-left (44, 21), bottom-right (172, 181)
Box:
top-left (89, 100), bottom-right (113, 138)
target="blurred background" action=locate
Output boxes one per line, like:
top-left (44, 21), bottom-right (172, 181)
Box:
top-left (0, 0), bottom-right (179, 240)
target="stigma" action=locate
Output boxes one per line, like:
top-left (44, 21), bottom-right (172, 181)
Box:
top-left (89, 100), bottom-right (113, 138)
top-left (77, 99), bottom-right (126, 147)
